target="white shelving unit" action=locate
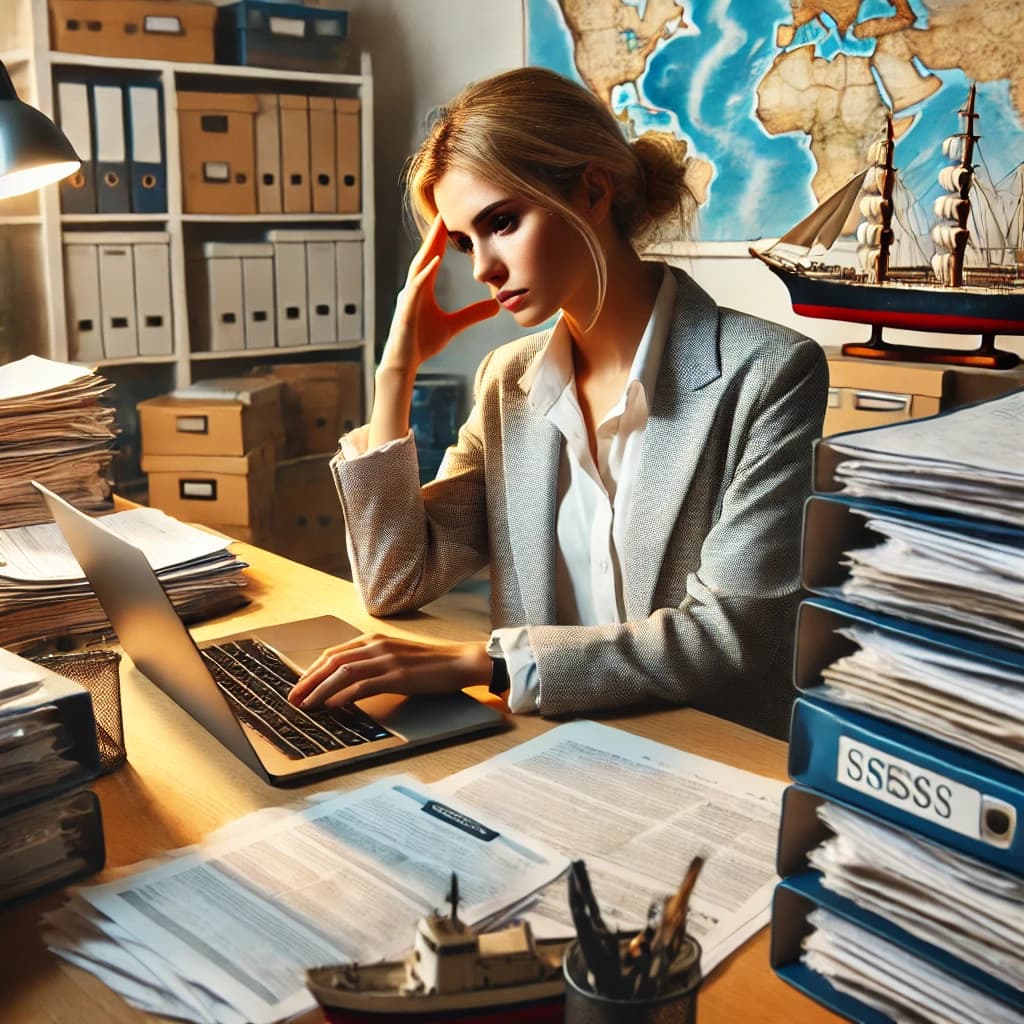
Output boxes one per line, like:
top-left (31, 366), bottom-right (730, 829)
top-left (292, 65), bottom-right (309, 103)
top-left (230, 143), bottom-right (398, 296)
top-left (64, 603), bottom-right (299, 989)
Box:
top-left (3, 0), bottom-right (376, 412)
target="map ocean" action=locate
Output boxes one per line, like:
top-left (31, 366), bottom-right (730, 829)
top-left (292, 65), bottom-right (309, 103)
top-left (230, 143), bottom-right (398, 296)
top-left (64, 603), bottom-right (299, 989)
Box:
top-left (527, 0), bottom-right (1024, 244)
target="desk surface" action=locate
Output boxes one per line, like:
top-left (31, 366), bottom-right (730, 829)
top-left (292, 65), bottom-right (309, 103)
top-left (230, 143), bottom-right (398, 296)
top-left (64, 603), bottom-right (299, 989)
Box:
top-left (0, 544), bottom-right (840, 1024)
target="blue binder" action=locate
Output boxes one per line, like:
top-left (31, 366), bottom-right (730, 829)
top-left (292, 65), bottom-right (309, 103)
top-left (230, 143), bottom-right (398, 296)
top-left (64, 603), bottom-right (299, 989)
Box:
top-left (54, 76), bottom-right (96, 214)
top-left (788, 693), bottom-right (1023, 873)
top-left (771, 871), bottom-right (1024, 1021)
top-left (800, 493), bottom-right (1024, 599)
top-left (125, 82), bottom-right (167, 214)
top-left (793, 596), bottom-right (1024, 737)
top-left (91, 81), bottom-right (131, 215)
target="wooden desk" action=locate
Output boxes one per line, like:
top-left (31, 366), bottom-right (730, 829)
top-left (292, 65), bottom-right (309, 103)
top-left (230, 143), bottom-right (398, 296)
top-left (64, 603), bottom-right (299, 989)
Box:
top-left (0, 544), bottom-right (840, 1023)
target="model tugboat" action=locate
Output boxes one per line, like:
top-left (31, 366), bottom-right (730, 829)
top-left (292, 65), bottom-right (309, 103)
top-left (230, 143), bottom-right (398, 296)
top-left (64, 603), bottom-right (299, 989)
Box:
top-left (306, 875), bottom-right (570, 1022)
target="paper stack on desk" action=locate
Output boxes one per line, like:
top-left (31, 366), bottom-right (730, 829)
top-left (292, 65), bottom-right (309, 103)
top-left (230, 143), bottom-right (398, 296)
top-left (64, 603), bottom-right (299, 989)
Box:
top-left (42, 721), bottom-right (786, 1024)
top-left (0, 355), bottom-right (118, 529)
top-left (0, 507), bottom-right (250, 653)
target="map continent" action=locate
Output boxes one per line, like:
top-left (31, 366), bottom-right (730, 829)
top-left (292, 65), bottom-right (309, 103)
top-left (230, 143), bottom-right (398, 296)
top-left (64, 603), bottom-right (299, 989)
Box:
top-left (527, 0), bottom-right (1024, 241)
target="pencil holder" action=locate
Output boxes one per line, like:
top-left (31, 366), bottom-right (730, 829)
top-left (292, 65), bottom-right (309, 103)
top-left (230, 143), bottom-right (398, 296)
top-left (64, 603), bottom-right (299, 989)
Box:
top-left (563, 935), bottom-right (702, 1024)
top-left (33, 650), bottom-right (126, 773)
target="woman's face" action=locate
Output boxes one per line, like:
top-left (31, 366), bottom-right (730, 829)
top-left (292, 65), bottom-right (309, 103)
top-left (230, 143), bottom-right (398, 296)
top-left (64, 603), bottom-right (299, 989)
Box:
top-left (432, 167), bottom-right (597, 329)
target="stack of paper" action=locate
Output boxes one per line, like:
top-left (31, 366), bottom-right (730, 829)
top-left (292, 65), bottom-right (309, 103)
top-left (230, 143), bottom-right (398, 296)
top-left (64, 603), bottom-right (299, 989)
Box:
top-left (840, 511), bottom-right (1024, 650)
top-left (0, 507), bottom-right (250, 652)
top-left (1, 649), bottom-right (106, 907)
top-left (820, 624), bottom-right (1024, 771)
top-left (802, 800), bottom-right (1024, 1022)
top-left (827, 390), bottom-right (1024, 525)
top-left (0, 355), bottom-right (118, 528)
top-left (42, 722), bottom-right (786, 1024)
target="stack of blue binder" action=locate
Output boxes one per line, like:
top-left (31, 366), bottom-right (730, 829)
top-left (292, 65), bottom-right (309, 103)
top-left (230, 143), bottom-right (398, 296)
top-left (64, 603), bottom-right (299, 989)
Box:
top-left (770, 394), bottom-right (1024, 1022)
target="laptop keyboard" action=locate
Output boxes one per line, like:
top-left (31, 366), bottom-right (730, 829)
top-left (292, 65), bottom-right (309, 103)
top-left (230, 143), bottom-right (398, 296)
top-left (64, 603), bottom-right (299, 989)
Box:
top-left (200, 638), bottom-right (393, 759)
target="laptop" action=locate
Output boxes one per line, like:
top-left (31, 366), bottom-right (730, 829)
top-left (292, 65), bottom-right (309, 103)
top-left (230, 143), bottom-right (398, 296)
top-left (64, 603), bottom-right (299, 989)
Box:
top-left (34, 482), bottom-right (505, 786)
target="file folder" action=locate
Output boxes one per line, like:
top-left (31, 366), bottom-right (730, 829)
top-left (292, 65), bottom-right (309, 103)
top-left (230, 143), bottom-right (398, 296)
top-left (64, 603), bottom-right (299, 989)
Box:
top-left (92, 82), bottom-right (131, 215)
top-left (308, 95), bottom-right (336, 213)
top-left (800, 493), bottom-right (1024, 597)
top-left (240, 244), bottom-right (275, 349)
top-left (133, 237), bottom-right (173, 355)
top-left (0, 788), bottom-right (105, 910)
top-left (788, 693), bottom-right (1023, 873)
top-left (0, 646), bottom-right (102, 814)
top-left (265, 231), bottom-right (308, 346)
top-left (335, 232), bottom-right (363, 341)
top-left (334, 97), bottom-right (360, 214)
top-left (254, 93), bottom-right (282, 214)
top-left (306, 238), bottom-right (336, 344)
top-left (771, 870), bottom-right (1024, 1021)
top-left (189, 244), bottom-right (245, 352)
top-left (97, 242), bottom-right (138, 357)
top-left (55, 78), bottom-right (96, 214)
top-left (279, 94), bottom-right (310, 213)
top-left (126, 82), bottom-right (167, 213)
top-left (62, 242), bottom-right (104, 362)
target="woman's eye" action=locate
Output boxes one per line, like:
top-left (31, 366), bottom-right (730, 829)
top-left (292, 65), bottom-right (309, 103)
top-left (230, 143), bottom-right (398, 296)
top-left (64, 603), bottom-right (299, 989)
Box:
top-left (492, 212), bottom-right (517, 234)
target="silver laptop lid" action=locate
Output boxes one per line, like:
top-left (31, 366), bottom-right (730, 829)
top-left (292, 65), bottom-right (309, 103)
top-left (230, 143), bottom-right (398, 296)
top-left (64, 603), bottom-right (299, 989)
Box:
top-left (32, 481), bottom-right (265, 776)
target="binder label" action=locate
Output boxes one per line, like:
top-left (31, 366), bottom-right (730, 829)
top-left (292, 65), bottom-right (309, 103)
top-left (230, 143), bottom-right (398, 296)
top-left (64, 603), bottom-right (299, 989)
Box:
top-left (837, 736), bottom-right (981, 839)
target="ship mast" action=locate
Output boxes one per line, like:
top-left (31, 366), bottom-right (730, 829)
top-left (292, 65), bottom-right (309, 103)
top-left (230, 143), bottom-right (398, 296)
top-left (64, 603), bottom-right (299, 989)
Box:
top-left (932, 85), bottom-right (978, 288)
top-left (856, 116), bottom-right (897, 283)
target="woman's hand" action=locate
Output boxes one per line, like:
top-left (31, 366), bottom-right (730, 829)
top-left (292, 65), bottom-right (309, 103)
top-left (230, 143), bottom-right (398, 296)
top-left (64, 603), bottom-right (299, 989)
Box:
top-left (287, 634), bottom-right (493, 709)
top-left (380, 214), bottom-right (499, 375)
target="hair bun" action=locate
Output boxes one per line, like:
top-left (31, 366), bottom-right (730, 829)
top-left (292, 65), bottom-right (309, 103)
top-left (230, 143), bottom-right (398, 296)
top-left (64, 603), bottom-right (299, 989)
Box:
top-left (630, 131), bottom-right (696, 240)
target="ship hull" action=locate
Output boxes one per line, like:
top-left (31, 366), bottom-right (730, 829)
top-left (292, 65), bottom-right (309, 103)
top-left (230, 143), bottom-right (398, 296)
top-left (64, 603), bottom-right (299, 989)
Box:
top-left (755, 253), bottom-right (1024, 335)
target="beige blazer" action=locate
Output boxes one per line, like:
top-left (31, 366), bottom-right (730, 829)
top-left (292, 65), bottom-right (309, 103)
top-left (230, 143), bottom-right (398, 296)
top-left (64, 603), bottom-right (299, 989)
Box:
top-left (334, 267), bottom-right (828, 738)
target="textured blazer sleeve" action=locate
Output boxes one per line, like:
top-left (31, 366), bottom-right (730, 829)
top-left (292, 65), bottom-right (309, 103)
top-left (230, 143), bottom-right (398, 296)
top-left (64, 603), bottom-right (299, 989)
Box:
top-left (528, 335), bottom-right (828, 738)
top-left (331, 355), bottom-right (496, 616)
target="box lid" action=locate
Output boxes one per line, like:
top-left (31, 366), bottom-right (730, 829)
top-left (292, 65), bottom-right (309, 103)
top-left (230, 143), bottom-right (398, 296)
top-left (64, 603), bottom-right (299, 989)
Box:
top-left (64, 231), bottom-right (170, 246)
top-left (141, 445), bottom-right (274, 476)
top-left (170, 376), bottom-right (283, 406)
top-left (265, 228), bottom-right (364, 243)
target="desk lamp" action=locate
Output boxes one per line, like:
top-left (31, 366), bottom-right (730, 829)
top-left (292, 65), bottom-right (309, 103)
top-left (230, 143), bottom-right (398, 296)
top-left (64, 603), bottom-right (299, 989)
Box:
top-left (0, 58), bottom-right (80, 199)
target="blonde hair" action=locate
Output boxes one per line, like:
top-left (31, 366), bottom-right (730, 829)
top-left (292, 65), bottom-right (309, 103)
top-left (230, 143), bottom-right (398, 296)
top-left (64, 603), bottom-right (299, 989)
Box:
top-left (403, 67), bottom-right (695, 318)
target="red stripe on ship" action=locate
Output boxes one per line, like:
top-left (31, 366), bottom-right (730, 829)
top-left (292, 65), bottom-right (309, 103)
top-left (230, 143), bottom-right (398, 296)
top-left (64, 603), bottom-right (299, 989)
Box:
top-left (793, 304), bottom-right (1024, 334)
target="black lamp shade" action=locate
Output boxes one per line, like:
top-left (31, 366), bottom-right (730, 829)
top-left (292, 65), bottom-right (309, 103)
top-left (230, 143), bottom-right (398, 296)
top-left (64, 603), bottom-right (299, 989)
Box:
top-left (0, 61), bottom-right (81, 199)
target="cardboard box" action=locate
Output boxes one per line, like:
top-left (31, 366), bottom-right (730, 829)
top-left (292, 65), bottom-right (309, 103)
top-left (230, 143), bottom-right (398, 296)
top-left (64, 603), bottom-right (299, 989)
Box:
top-left (142, 446), bottom-right (274, 529)
top-left (823, 354), bottom-right (947, 436)
top-left (254, 361), bottom-right (362, 456)
top-left (177, 92), bottom-right (258, 214)
top-left (137, 379), bottom-right (285, 458)
top-left (269, 453), bottom-right (347, 573)
top-left (50, 0), bottom-right (217, 62)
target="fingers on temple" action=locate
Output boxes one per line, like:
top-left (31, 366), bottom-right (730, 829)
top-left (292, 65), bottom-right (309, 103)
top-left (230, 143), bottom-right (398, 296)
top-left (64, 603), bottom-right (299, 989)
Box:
top-left (409, 215), bottom-right (446, 277)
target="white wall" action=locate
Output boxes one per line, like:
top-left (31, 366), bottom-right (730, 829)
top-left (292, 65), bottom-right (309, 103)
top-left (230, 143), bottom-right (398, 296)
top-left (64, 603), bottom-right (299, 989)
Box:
top-left (342, 0), bottom-right (530, 403)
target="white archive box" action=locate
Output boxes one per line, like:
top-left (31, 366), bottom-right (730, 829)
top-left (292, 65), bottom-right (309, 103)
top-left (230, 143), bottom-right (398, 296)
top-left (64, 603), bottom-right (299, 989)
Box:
top-left (187, 242), bottom-right (276, 352)
top-left (63, 231), bottom-right (173, 361)
top-left (265, 229), bottom-right (364, 347)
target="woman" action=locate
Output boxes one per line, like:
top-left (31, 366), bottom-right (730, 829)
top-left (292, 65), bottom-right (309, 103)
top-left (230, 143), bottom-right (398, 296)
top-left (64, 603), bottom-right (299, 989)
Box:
top-left (289, 67), bottom-right (828, 738)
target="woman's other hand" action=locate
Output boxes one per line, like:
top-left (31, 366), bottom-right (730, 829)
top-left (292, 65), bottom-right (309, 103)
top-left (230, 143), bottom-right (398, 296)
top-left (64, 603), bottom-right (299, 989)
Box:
top-left (287, 634), bottom-right (493, 709)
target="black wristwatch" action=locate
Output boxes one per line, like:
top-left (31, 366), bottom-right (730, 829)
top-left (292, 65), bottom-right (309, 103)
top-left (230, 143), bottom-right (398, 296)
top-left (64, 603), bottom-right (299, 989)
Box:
top-left (487, 635), bottom-right (510, 696)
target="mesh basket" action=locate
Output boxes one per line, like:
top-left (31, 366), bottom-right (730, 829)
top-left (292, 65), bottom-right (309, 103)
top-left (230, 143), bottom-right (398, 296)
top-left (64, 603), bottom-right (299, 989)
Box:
top-left (33, 650), bottom-right (126, 773)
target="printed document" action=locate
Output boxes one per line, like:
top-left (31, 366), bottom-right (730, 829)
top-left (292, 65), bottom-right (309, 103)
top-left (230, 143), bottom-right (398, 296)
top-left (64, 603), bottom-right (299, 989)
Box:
top-left (433, 720), bottom-right (786, 973)
top-left (44, 776), bottom-right (568, 1024)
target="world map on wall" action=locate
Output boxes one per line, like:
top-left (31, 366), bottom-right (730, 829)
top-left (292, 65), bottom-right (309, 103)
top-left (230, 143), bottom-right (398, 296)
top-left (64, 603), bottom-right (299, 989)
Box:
top-left (527, 0), bottom-right (1024, 243)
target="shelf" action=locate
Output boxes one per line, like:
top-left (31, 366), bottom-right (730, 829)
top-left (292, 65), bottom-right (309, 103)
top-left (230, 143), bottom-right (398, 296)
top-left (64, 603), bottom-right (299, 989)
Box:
top-left (63, 214), bottom-right (170, 224)
top-left (182, 213), bottom-right (364, 224)
top-left (79, 355), bottom-right (178, 368)
top-left (190, 341), bottom-right (366, 360)
top-left (0, 216), bottom-right (42, 225)
top-left (48, 51), bottom-right (366, 85)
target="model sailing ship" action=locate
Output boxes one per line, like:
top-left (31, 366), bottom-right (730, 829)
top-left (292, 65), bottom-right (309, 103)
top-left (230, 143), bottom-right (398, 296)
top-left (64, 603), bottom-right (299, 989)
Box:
top-left (306, 875), bottom-right (570, 1022)
top-left (750, 85), bottom-right (1023, 368)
